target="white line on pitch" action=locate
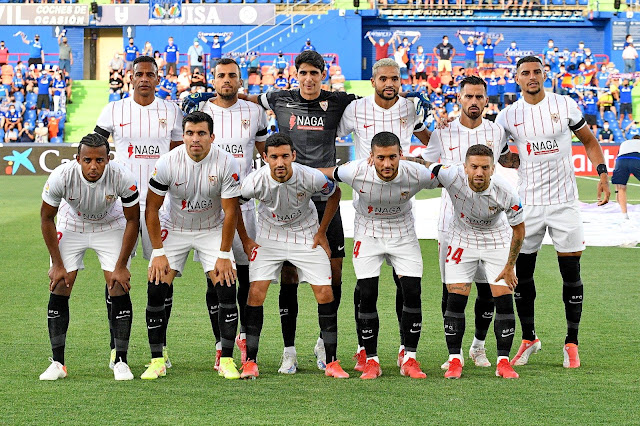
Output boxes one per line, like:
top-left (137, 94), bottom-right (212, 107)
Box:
top-left (577, 176), bottom-right (640, 187)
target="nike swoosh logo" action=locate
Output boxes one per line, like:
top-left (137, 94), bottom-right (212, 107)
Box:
top-left (409, 329), bottom-right (420, 334)
top-left (445, 332), bottom-right (456, 336)
top-left (514, 122), bottom-right (524, 127)
top-left (569, 300), bottom-right (582, 304)
top-left (115, 315), bottom-right (130, 319)
top-left (286, 103), bottom-right (297, 107)
top-left (337, 245), bottom-right (345, 251)
top-left (359, 190), bottom-right (366, 193)
top-left (225, 318), bottom-right (236, 323)
top-left (147, 325), bottom-right (162, 329)
top-left (448, 147), bottom-right (458, 151)
top-left (501, 333), bottom-right (515, 338)
top-left (364, 124), bottom-right (374, 128)
top-left (68, 197), bottom-right (76, 201)
top-left (482, 314), bottom-right (493, 319)
top-left (175, 182), bottom-right (186, 186)
top-left (47, 315), bottom-right (61, 319)
top-left (119, 123), bottom-right (131, 127)
top-left (362, 335), bottom-right (374, 340)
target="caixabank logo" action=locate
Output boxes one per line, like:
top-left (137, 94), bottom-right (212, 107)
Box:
top-left (3, 148), bottom-right (36, 175)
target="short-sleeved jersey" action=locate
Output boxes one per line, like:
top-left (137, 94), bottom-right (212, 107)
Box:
top-left (148, 145), bottom-right (241, 232)
top-left (422, 118), bottom-right (507, 233)
top-left (200, 99), bottom-right (268, 210)
top-left (241, 162), bottom-right (336, 245)
top-left (164, 44), bottom-right (178, 63)
top-left (431, 163), bottom-right (523, 249)
top-left (336, 159), bottom-right (438, 238)
top-left (95, 97), bottom-right (183, 209)
top-left (42, 160), bottom-right (139, 233)
top-left (496, 92), bottom-right (586, 205)
top-left (259, 89), bottom-right (357, 168)
top-left (338, 95), bottom-right (425, 160)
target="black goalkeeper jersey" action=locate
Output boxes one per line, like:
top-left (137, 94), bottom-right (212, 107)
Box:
top-left (260, 89), bottom-right (357, 168)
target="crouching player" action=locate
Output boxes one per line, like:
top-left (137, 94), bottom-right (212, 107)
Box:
top-left (238, 133), bottom-right (349, 379)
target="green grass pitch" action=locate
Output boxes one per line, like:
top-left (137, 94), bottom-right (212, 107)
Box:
top-left (0, 176), bottom-right (638, 425)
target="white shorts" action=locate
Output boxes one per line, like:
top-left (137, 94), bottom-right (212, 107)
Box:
top-left (193, 208), bottom-right (256, 266)
top-left (159, 226), bottom-right (236, 276)
top-left (444, 245), bottom-right (510, 286)
top-left (522, 200), bottom-right (585, 254)
top-left (249, 237), bottom-right (331, 286)
top-left (352, 234), bottom-right (423, 280)
top-left (55, 227), bottom-right (129, 273)
top-left (438, 230), bottom-right (487, 283)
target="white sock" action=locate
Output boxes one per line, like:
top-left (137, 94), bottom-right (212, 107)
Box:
top-left (239, 332), bottom-right (246, 340)
top-left (317, 337), bottom-right (324, 345)
top-left (215, 341), bottom-right (222, 350)
top-left (497, 356), bottom-right (509, 363)
top-left (403, 351), bottom-right (417, 364)
top-left (357, 345), bottom-right (365, 352)
top-left (398, 345), bottom-right (405, 353)
top-left (449, 353), bottom-right (463, 362)
top-left (366, 356), bottom-right (380, 363)
top-left (471, 338), bottom-right (485, 349)
top-left (284, 346), bottom-right (296, 355)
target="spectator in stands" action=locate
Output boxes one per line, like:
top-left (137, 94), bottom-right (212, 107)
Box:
top-left (109, 53), bottom-right (124, 75)
top-left (458, 34), bottom-right (480, 70)
top-left (52, 71), bottom-right (66, 113)
top-left (157, 73), bottom-right (175, 99)
top-left (123, 38), bottom-right (140, 72)
top-left (4, 103), bottom-right (22, 134)
top-left (15, 61), bottom-right (27, 78)
top-left (396, 34), bottom-right (419, 68)
top-left (579, 90), bottom-right (599, 134)
top-left (411, 46), bottom-right (429, 84)
top-left (619, 78), bottom-right (634, 128)
top-left (19, 122), bottom-right (34, 142)
top-left (36, 69), bottom-right (52, 111)
top-left (200, 33), bottom-right (232, 70)
top-left (164, 37), bottom-right (179, 76)
top-left (443, 79), bottom-right (458, 104)
top-left (485, 70), bottom-right (500, 108)
top-left (0, 41), bottom-right (8, 67)
top-left (543, 64), bottom-right (556, 93)
top-left (427, 70), bottom-right (441, 93)
top-left (142, 41), bottom-right (153, 58)
top-left (122, 70), bottom-right (132, 94)
top-left (624, 34), bottom-right (634, 49)
top-left (598, 121), bottom-right (613, 143)
top-left (109, 71), bottom-right (124, 95)
top-left (575, 41), bottom-right (587, 63)
top-left (504, 41), bottom-right (519, 65)
top-left (301, 38), bottom-right (316, 52)
top-left (393, 43), bottom-right (409, 73)
top-left (248, 52), bottom-right (260, 75)
top-left (484, 103), bottom-right (499, 122)
top-left (598, 89), bottom-right (616, 119)
top-left (187, 39), bottom-right (205, 74)
top-left (584, 57), bottom-right (596, 73)
top-left (190, 67), bottom-right (206, 88)
top-left (177, 67), bottom-right (191, 92)
top-left (625, 121), bottom-right (640, 139)
top-left (434, 35), bottom-right (455, 73)
top-left (330, 68), bottom-right (345, 92)
top-left (274, 71), bottom-right (289, 90)
top-left (57, 32), bottom-right (73, 75)
top-left (153, 50), bottom-right (165, 75)
top-left (480, 35), bottom-right (502, 70)
top-left (542, 39), bottom-right (555, 64)
top-left (289, 67), bottom-right (299, 89)
top-left (12, 70), bottom-right (25, 95)
top-left (449, 103), bottom-right (461, 120)
top-left (622, 43), bottom-right (638, 73)
top-left (430, 87), bottom-right (445, 109)
top-left (368, 33), bottom-right (394, 62)
top-left (21, 33), bottom-right (44, 67)
top-left (4, 127), bottom-right (17, 143)
top-left (503, 71), bottom-right (518, 105)
top-left (272, 51), bottom-right (288, 75)
top-left (63, 70), bottom-right (73, 105)
top-left (34, 121), bottom-right (48, 143)
top-left (596, 63), bottom-right (610, 88)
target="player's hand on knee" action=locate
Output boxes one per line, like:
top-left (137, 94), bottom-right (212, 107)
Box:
top-left (313, 232), bottom-right (332, 259)
top-left (148, 255), bottom-right (170, 285)
top-left (495, 266), bottom-right (518, 291)
top-left (214, 258), bottom-right (236, 286)
top-left (109, 266), bottom-right (131, 292)
top-left (48, 264), bottom-right (70, 291)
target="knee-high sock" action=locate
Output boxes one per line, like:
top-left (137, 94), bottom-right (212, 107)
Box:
top-left (111, 294), bottom-right (132, 364)
top-left (279, 284), bottom-right (298, 347)
top-left (245, 305), bottom-right (264, 362)
top-left (444, 293), bottom-right (468, 355)
top-left (474, 281), bottom-right (494, 341)
top-left (357, 277), bottom-right (379, 358)
top-left (494, 294), bottom-right (516, 357)
top-left (515, 252), bottom-right (538, 341)
top-left (354, 284), bottom-right (363, 348)
top-left (206, 279), bottom-right (221, 343)
top-left (441, 282), bottom-right (448, 318)
top-left (163, 284), bottom-right (173, 347)
top-left (216, 283), bottom-right (238, 357)
top-left (399, 276), bottom-right (422, 353)
top-left (318, 302), bottom-right (337, 362)
top-left (146, 281), bottom-right (169, 359)
top-left (559, 256), bottom-right (583, 345)
top-left (47, 293), bottom-right (70, 365)
top-left (392, 269), bottom-right (404, 346)
top-left (105, 285), bottom-right (114, 350)
top-left (236, 265), bottom-right (250, 334)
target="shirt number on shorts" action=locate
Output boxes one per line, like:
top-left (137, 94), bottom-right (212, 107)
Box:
top-left (160, 229), bottom-right (168, 242)
top-left (57, 232), bottom-right (63, 242)
top-left (353, 241), bottom-right (362, 258)
top-left (446, 246), bottom-right (464, 264)
top-left (249, 247), bottom-right (258, 262)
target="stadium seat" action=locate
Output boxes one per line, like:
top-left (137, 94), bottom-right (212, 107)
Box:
top-left (578, 0), bottom-right (588, 4)
top-left (50, 136), bottom-right (63, 144)
top-left (26, 92), bottom-right (37, 104)
top-left (248, 74), bottom-right (262, 86)
top-left (565, 0), bottom-right (577, 5)
top-left (402, 84), bottom-right (412, 91)
top-left (248, 85), bottom-right (261, 95)
top-left (14, 91), bottom-right (24, 103)
top-left (261, 65), bottom-right (272, 76)
top-left (270, 0), bottom-right (283, 3)
top-left (109, 93), bottom-right (121, 102)
top-left (257, 0), bottom-right (269, 3)
top-left (25, 110), bottom-right (37, 122)
top-left (231, 0), bottom-right (243, 3)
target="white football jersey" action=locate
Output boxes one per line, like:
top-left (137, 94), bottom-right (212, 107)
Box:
top-left (95, 97), bottom-right (183, 208)
top-left (149, 145), bottom-right (241, 232)
top-left (338, 95), bottom-right (425, 159)
top-left (42, 161), bottom-right (139, 233)
top-left (422, 118), bottom-right (507, 233)
top-left (336, 158), bottom-right (438, 238)
top-left (431, 163), bottom-right (524, 249)
top-left (496, 92), bottom-right (585, 205)
top-left (200, 99), bottom-right (268, 210)
top-left (241, 162), bottom-right (336, 245)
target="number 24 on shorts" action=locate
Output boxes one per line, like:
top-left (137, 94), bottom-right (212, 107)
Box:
top-left (446, 246), bottom-right (464, 264)
top-left (353, 241), bottom-right (362, 258)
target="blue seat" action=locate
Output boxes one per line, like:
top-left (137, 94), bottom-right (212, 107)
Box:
top-left (262, 85), bottom-right (274, 92)
top-left (257, 0), bottom-right (269, 3)
top-left (14, 91), bottom-right (24, 103)
top-left (248, 85), bottom-right (261, 94)
top-left (25, 109), bottom-right (37, 121)
top-left (565, 0), bottom-right (577, 4)
top-left (50, 136), bottom-right (63, 144)
top-left (578, 0), bottom-right (588, 4)
top-left (109, 93), bottom-right (121, 102)
top-left (26, 92), bottom-right (37, 103)
top-left (551, 0), bottom-right (563, 4)
top-left (402, 84), bottom-right (412, 91)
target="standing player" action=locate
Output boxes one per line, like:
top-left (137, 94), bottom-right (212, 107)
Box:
top-left (39, 134), bottom-right (139, 381)
top-left (337, 58), bottom-right (431, 371)
top-left (142, 112), bottom-right (241, 380)
top-left (421, 76), bottom-right (510, 370)
top-left (424, 145), bottom-right (524, 380)
top-left (496, 56), bottom-right (610, 368)
top-left (612, 135), bottom-right (640, 220)
top-left (319, 132), bottom-right (438, 380)
top-left (238, 133), bottom-right (348, 379)
top-left (95, 55), bottom-right (183, 370)
top-left (200, 58), bottom-right (269, 368)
